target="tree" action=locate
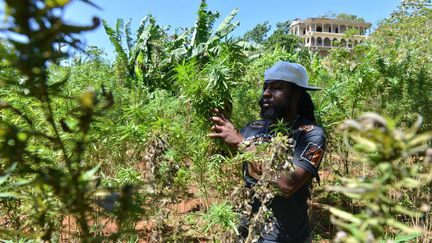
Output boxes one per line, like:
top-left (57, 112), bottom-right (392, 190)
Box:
top-left (370, 1), bottom-right (432, 129)
top-left (265, 20), bottom-right (301, 51)
top-left (274, 20), bottom-right (292, 34)
top-left (319, 12), bottom-right (365, 22)
top-left (336, 13), bottom-right (365, 22)
top-left (242, 21), bottom-right (271, 44)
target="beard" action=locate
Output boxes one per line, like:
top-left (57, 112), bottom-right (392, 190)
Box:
top-left (259, 97), bottom-right (292, 121)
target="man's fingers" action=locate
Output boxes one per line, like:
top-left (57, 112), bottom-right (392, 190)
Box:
top-left (211, 125), bottom-right (223, 132)
top-left (207, 132), bottom-right (224, 138)
top-left (212, 108), bottom-right (227, 121)
top-left (210, 116), bottom-right (225, 125)
top-left (220, 112), bottom-right (227, 121)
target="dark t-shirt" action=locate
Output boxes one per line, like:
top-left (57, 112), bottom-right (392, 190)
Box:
top-left (240, 117), bottom-right (326, 242)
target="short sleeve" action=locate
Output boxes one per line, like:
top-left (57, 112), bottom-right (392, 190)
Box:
top-left (293, 126), bottom-right (326, 179)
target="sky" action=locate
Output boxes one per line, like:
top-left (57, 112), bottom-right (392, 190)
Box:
top-left (60, 0), bottom-right (401, 58)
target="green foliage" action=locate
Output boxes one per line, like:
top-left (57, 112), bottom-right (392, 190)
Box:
top-left (203, 202), bottom-right (239, 234)
top-left (176, 56), bottom-right (236, 126)
top-left (242, 21), bottom-right (271, 44)
top-left (115, 168), bottom-right (142, 187)
top-left (103, 15), bottom-right (173, 89)
top-left (328, 113), bottom-right (432, 242)
top-left (191, 0), bottom-right (220, 47)
top-left (0, 1), bottom-right (144, 241)
top-left (241, 20), bottom-right (302, 52)
top-left (318, 12), bottom-right (365, 22)
top-left (1, 0), bottom-right (431, 242)
top-left (335, 13), bottom-right (365, 22)
top-left (264, 20), bottom-right (302, 51)
top-left (370, 3), bottom-right (432, 129)
top-left (102, 1), bottom-right (247, 93)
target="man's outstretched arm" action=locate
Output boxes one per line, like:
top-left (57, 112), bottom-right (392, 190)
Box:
top-left (276, 166), bottom-right (312, 197)
top-left (208, 118), bottom-right (310, 196)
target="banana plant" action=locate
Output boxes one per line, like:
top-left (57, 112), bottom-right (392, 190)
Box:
top-left (103, 15), bottom-right (171, 89)
top-left (103, 0), bottom-right (261, 91)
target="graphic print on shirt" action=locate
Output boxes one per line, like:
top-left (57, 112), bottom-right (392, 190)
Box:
top-left (299, 124), bottom-right (314, 133)
top-left (300, 142), bottom-right (323, 167)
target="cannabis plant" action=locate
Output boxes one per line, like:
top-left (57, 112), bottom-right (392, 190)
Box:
top-left (328, 113), bottom-right (432, 242)
top-left (0, 0), bottom-right (142, 241)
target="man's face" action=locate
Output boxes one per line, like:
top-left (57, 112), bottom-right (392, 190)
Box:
top-left (259, 80), bottom-right (297, 121)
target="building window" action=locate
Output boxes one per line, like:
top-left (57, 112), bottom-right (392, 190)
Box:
top-left (317, 26), bottom-right (322, 32)
top-left (317, 37), bottom-right (322, 46)
top-left (335, 27), bottom-right (339, 33)
top-left (324, 38), bottom-right (331, 47)
top-left (341, 39), bottom-right (347, 47)
top-left (324, 24), bottom-right (331, 33)
top-left (311, 37), bottom-right (315, 46)
top-left (340, 25), bottom-right (347, 33)
top-left (332, 38), bottom-right (338, 47)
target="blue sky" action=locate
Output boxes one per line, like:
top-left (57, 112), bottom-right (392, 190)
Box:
top-left (62, 0), bottom-right (401, 58)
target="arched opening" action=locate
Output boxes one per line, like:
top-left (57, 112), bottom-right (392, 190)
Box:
top-left (341, 39), bottom-right (347, 47)
top-left (316, 25), bottom-right (322, 32)
top-left (323, 24), bottom-right (331, 33)
top-left (348, 40), bottom-right (353, 48)
top-left (356, 27), bottom-right (361, 35)
top-left (303, 29), bottom-right (306, 35)
top-left (324, 38), bottom-right (331, 47)
top-left (332, 38), bottom-right (338, 47)
top-left (311, 37), bottom-right (315, 46)
top-left (354, 40), bottom-right (359, 46)
top-left (340, 25), bottom-right (347, 33)
top-left (335, 27), bottom-right (339, 33)
top-left (317, 37), bottom-right (323, 46)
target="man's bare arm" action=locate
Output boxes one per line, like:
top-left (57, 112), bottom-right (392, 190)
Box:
top-left (276, 166), bottom-right (312, 197)
top-left (207, 109), bottom-right (313, 196)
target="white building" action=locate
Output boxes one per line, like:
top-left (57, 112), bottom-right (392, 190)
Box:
top-left (289, 18), bottom-right (372, 54)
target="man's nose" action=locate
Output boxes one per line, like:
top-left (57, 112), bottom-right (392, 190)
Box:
top-left (263, 87), bottom-right (271, 97)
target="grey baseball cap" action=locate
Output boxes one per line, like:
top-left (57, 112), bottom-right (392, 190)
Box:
top-left (264, 61), bottom-right (321, 91)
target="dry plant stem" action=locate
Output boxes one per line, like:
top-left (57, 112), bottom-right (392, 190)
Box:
top-left (244, 192), bottom-right (272, 243)
top-left (242, 136), bottom-right (294, 242)
top-left (199, 154), bottom-right (210, 210)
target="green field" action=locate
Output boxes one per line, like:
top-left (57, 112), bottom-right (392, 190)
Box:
top-left (0, 0), bottom-right (431, 242)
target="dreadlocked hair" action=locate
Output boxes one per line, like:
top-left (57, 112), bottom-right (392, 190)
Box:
top-left (297, 88), bottom-right (316, 124)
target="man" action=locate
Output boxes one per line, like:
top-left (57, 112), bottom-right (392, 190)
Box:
top-left (209, 61), bottom-right (326, 242)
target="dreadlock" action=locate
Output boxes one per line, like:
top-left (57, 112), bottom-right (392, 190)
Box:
top-left (296, 88), bottom-right (316, 124)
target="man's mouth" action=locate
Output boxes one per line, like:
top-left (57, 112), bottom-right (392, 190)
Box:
top-left (262, 100), bottom-right (271, 107)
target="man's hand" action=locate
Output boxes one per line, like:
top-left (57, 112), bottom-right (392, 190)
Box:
top-left (207, 109), bottom-right (244, 148)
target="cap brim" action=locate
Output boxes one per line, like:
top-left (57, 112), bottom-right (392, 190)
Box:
top-left (300, 85), bottom-right (321, 91)
top-left (265, 79), bottom-right (321, 91)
